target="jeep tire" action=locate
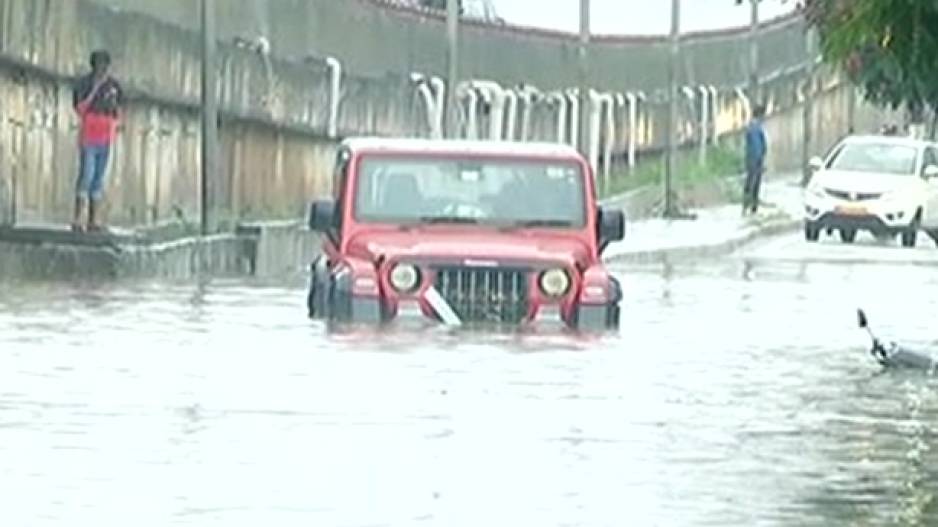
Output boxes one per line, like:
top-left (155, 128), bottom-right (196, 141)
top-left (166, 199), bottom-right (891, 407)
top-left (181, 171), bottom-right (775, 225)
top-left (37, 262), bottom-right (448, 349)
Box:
top-left (307, 257), bottom-right (330, 319)
top-left (572, 304), bottom-right (619, 332)
top-left (327, 273), bottom-right (383, 325)
top-left (571, 277), bottom-right (621, 332)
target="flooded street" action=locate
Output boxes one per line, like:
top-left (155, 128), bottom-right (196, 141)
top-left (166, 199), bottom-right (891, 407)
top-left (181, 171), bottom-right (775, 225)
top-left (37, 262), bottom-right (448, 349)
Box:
top-left (3, 249), bottom-right (938, 526)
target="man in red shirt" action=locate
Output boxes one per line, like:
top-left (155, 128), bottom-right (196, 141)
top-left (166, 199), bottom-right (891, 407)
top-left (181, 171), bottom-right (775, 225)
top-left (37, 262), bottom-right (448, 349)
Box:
top-left (71, 50), bottom-right (122, 232)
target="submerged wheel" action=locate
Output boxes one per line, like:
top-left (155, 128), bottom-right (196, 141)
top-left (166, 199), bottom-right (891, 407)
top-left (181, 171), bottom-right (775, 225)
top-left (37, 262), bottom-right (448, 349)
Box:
top-left (307, 257), bottom-right (330, 319)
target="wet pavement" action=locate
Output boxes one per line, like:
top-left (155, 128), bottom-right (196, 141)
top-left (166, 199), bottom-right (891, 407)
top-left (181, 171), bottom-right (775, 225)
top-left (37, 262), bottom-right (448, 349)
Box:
top-left (604, 176), bottom-right (803, 259)
top-left (737, 228), bottom-right (938, 267)
top-left (3, 244), bottom-right (938, 525)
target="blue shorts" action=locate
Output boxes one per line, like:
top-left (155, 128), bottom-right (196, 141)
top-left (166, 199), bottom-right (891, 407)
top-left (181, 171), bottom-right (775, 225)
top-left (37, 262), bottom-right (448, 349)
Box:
top-left (76, 144), bottom-right (111, 201)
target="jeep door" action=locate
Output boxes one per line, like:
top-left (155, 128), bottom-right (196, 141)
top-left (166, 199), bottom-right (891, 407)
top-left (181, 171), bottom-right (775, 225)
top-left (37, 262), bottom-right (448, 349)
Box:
top-left (922, 146), bottom-right (938, 228)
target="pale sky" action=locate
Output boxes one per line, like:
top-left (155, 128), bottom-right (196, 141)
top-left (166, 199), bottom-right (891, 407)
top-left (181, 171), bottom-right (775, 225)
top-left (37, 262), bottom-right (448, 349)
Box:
top-left (484, 0), bottom-right (797, 35)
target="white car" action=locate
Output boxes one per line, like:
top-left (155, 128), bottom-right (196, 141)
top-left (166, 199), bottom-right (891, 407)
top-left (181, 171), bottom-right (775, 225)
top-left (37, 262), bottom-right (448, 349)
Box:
top-left (803, 135), bottom-right (938, 247)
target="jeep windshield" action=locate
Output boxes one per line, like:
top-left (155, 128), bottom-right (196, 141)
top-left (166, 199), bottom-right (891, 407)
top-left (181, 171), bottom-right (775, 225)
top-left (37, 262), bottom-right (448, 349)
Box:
top-left (353, 156), bottom-right (587, 228)
top-left (828, 142), bottom-right (919, 176)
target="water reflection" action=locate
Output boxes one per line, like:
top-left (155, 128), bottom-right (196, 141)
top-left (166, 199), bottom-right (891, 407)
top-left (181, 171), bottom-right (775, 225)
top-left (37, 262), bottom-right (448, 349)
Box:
top-left (1, 263), bottom-right (938, 525)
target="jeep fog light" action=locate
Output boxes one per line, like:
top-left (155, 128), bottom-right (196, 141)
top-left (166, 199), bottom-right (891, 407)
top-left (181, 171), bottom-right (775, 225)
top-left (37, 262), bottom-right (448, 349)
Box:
top-left (539, 268), bottom-right (571, 298)
top-left (390, 263), bottom-right (421, 293)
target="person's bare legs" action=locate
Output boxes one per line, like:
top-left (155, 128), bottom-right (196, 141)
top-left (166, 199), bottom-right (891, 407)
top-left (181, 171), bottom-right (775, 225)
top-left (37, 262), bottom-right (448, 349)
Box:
top-left (72, 196), bottom-right (87, 232)
top-left (87, 146), bottom-right (109, 232)
top-left (88, 199), bottom-right (97, 231)
top-left (88, 198), bottom-right (104, 231)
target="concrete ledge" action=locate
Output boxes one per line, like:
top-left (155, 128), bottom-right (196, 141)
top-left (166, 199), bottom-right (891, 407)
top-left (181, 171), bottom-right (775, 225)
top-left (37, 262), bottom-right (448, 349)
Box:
top-left (600, 175), bottom-right (740, 221)
top-left (0, 220), bottom-right (321, 281)
top-left (605, 215), bottom-right (801, 265)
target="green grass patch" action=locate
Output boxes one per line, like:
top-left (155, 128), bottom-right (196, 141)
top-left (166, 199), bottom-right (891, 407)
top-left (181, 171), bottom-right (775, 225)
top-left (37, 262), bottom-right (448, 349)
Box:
top-left (600, 143), bottom-right (745, 202)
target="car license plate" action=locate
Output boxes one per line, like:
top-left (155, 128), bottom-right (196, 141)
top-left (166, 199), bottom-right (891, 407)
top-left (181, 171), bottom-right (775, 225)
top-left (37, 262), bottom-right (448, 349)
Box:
top-left (836, 205), bottom-right (867, 215)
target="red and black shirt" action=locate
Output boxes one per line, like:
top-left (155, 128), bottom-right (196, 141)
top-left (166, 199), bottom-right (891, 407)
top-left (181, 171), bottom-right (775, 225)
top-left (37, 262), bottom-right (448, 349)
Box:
top-left (72, 74), bottom-right (123, 146)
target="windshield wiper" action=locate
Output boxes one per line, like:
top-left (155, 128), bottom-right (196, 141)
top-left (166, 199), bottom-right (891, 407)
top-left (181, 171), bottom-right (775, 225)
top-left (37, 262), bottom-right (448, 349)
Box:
top-left (418, 216), bottom-right (480, 225)
top-left (505, 219), bottom-right (575, 229)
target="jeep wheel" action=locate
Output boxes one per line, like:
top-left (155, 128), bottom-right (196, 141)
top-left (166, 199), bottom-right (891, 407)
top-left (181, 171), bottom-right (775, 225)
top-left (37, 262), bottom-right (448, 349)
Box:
top-left (325, 276), bottom-right (384, 326)
top-left (326, 278), bottom-right (350, 324)
top-left (571, 304), bottom-right (619, 332)
top-left (307, 257), bottom-right (330, 319)
top-left (839, 228), bottom-right (857, 244)
top-left (804, 222), bottom-right (820, 242)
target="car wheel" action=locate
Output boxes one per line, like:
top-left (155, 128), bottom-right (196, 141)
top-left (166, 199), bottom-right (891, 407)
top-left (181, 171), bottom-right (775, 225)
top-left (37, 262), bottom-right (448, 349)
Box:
top-left (902, 229), bottom-right (918, 247)
top-left (901, 229), bottom-right (918, 248)
top-left (839, 228), bottom-right (857, 243)
top-left (901, 212), bottom-right (923, 248)
top-left (804, 222), bottom-right (820, 242)
top-left (901, 221), bottom-right (920, 248)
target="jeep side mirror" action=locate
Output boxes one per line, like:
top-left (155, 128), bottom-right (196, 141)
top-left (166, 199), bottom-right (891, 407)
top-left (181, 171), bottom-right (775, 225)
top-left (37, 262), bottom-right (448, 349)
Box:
top-left (598, 206), bottom-right (625, 254)
top-left (808, 156), bottom-right (824, 172)
top-left (308, 199), bottom-right (337, 232)
top-left (924, 165), bottom-right (938, 180)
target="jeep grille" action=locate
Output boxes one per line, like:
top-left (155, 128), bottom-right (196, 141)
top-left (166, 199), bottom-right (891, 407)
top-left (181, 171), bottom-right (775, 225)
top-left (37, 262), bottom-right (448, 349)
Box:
top-left (433, 266), bottom-right (529, 325)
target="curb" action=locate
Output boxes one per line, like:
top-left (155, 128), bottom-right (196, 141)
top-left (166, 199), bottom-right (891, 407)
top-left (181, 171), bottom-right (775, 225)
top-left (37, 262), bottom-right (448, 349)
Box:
top-left (604, 215), bottom-right (801, 265)
top-left (598, 173), bottom-right (802, 222)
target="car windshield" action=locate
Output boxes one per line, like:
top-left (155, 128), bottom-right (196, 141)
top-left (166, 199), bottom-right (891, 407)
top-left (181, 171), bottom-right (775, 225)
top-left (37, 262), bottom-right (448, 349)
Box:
top-left (353, 156), bottom-right (587, 228)
top-left (828, 142), bottom-right (919, 176)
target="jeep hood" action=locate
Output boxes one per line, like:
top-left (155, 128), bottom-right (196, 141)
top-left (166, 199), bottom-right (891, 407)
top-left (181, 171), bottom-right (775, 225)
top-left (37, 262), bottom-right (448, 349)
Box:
top-left (346, 230), bottom-right (595, 268)
top-left (814, 170), bottom-right (920, 195)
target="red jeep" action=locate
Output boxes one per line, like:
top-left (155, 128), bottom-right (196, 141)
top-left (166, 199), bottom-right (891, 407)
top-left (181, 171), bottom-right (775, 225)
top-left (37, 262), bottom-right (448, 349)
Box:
top-left (307, 138), bottom-right (625, 331)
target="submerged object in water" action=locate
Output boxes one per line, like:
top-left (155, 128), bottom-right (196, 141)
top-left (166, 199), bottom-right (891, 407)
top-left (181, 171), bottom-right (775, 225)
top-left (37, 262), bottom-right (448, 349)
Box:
top-left (857, 309), bottom-right (936, 370)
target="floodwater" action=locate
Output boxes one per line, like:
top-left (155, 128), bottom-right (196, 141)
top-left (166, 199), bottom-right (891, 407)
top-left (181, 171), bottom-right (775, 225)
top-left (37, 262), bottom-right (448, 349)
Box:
top-left (2, 256), bottom-right (938, 526)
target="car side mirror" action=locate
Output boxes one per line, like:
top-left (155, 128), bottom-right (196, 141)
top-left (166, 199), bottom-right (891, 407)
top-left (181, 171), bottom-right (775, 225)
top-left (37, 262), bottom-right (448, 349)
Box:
top-left (808, 156), bottom-right (824, 172)
top-left (308, 199), bottom-right (337, 232)
top-left (924, 165), bottom-right (938, 180)
top-left (598, 206), bottom-right (625, 254)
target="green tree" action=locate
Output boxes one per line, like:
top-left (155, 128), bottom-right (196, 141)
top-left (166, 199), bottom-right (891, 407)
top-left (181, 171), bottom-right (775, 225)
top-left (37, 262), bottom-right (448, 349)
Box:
top-left (800, 0), bottom-right (938, 134)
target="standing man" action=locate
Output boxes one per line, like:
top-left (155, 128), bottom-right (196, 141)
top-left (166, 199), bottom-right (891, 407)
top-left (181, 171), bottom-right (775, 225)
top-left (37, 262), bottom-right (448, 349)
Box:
top-left (72, 50), bottom-right (122, 232)
top-left (743, 103), bottom-right (767, 215)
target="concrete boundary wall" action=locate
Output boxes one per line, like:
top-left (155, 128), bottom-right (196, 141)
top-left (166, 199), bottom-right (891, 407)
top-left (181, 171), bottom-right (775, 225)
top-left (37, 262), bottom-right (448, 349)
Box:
top-left (87, 0), bottom-right (809, 92)
top-left (0, 0), bottom-right (878, 230)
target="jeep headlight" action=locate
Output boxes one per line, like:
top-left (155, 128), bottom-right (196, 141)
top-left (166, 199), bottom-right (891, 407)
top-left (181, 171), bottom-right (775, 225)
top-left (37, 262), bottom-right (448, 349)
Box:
top-left (389, 263), bottom-right (421, 293)
top-left (539, 268), bottom-right (571, 298)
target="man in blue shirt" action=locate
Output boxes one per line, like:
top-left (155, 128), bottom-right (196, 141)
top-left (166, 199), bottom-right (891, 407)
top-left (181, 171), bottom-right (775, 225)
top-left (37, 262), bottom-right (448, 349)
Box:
top-left (743, 104), bottom-right (767, 215)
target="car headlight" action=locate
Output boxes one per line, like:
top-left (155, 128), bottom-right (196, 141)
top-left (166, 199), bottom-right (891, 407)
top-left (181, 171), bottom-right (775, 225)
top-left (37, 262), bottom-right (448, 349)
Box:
top-left (883, 190), bottom-right (912, 203)
top-left (539, 268), bottom-right (571, 298)
top-left (389, 263), bottom-right (421, 293)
